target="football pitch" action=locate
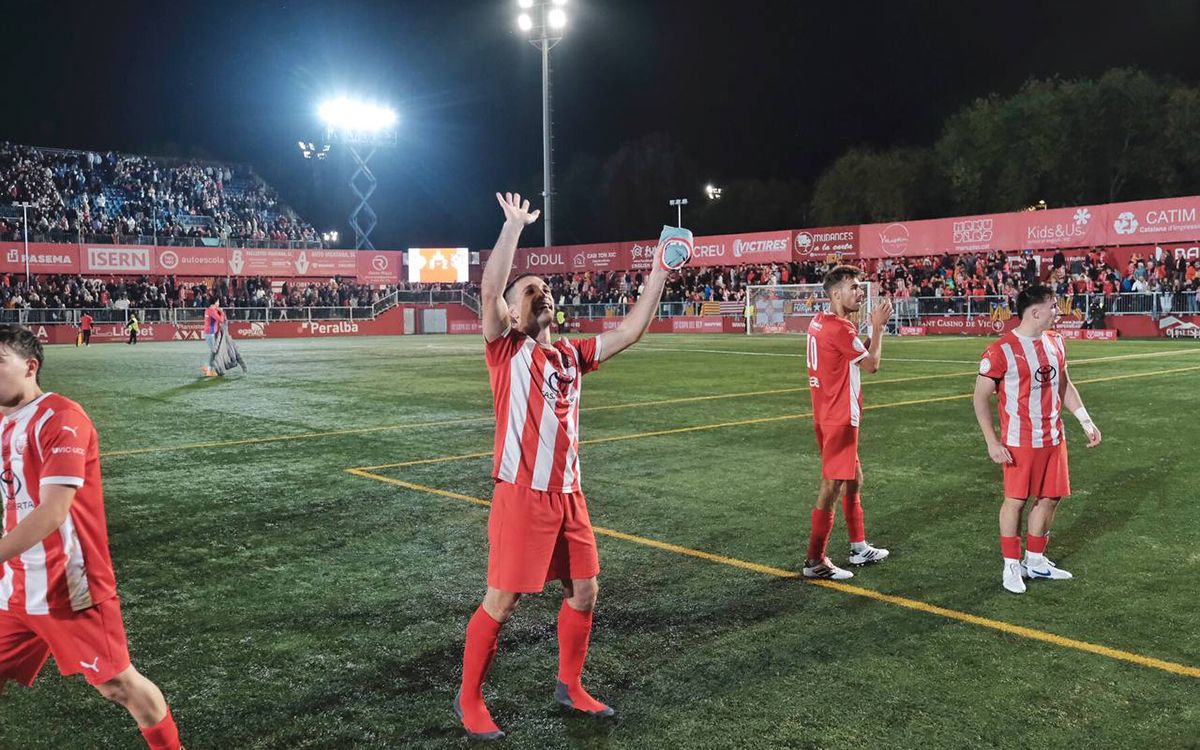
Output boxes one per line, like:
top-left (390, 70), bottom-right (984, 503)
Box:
top-left (3, 333), bottom-right (1199, 749)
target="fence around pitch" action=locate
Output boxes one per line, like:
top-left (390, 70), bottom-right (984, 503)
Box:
top-left (559, 293), bottom-right (1200, 321)
top-left (0, 288), bottom-right (480, 327)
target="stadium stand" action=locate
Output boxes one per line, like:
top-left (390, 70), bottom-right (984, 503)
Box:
top-left (0, 142), bottom-right (318, 247)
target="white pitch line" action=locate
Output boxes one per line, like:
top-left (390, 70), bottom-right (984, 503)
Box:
top-left (636, 345), bottom-right (1200, 367)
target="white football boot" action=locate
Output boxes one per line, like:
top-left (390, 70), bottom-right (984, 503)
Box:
top-left (1022, 556), bottom-right (1073, 580)
top-left (1003, 561), bottom-right (1027, 594)
top-left (848, 543), bottom-right (890, 566)
top-left (803, 558), bottom-right (854, 580)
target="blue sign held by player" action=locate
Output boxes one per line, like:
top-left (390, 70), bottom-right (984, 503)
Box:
top-left (657, 225), bottom-right (694, 271)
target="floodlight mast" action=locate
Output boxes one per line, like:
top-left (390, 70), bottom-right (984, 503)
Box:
top-left (319, 98), bottom-right (398, 250)
top-left (516, 0), bottom-right (567, 248)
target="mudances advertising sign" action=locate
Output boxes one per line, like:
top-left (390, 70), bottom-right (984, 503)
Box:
top-left (793, 226), bottom-right (859, 261)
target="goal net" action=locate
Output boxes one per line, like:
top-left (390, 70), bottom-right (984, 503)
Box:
top-left (745, 283), bottom-right (874, 335)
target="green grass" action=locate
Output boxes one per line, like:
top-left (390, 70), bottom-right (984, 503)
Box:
top-left (1, 333), bottom-right (1198, 749)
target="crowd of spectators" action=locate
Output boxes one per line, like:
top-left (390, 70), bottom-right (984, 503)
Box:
top-left (0, 143), bottom-right (317, 246)
top-left (542, 248), bottom-right (1200, 315)
top-left (0, 274), bottom-right (462, 316)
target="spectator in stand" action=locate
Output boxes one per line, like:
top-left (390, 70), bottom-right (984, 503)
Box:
top-left (1, 142), bottom-right (317, 247)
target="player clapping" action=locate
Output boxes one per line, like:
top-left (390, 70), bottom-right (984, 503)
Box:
top-left (802, 266), bottom-right (894, 580)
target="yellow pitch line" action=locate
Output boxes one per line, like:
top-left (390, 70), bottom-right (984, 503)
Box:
top-left (99, 349), bottom-right (1200, 460)
top-left (347, 470), bottom-right (1200, 679)
top-left (354, 365), bottom-right (1200, 471)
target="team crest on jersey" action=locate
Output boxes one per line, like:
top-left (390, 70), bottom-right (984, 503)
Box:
top-left (12, 432), bottom-right (28, 456)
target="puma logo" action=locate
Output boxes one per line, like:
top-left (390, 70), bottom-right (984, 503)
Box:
top-left (80, 657), bottom-right (100, 673)
top-left (61, 426), bottom-right (79, 438)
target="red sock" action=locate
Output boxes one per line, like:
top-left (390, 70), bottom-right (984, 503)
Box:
top-left (806, 508), bottom-right (836, 561)
top-left (459, 606), bottom-right (503, 733)
top-left (140, 708), bottom-right (181, 750)
top-left (1000, 535), bottom-right (1022, 561)
top-left (842, 494), bottom-right (865, 544)
top-left (1026, 534), bottom-right (1048, 555)
top-left (557, 600), bottom-right (608, 713)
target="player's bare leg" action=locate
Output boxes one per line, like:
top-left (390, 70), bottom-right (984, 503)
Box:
top-left (999, 497), bottom-right (1029, 593)
top-left (554, 576), bottom-right (614, 718)
top-left (843, 465), bottom-right (889, 565)
top-left (95, 666), bottom-right (183, 749)
top-left (804, 479), bottom-right (854, 579)
top-left (1023, 497), bottom-right (1072, 580)
top-left (456, 588), bottom-right (520, 741)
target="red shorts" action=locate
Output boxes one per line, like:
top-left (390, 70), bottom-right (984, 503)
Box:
top-left (0, 597), bottom-right (130, 687)
top-left (1003, 443), bottom-right (1071, 500)
top-left (488, 481), bottom-right (600, 593)
top-left (814, 423), bottom-right (860, 481)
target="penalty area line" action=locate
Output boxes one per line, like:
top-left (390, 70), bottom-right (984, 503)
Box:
top-left (345, 469), bottom-right (1200, 680)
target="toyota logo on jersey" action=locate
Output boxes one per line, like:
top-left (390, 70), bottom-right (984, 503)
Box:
top-left (1034, 364), bottom-right (1058, 384)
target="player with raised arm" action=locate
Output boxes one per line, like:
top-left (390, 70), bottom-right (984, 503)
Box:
top-left (0, 325), bottom-right (184, 749)
top-left (973, 285), bottom-right (1101, 594)
top-left (802, 266), bottom-right (893, 580)
top-left (453, 193), bottom-right (673, 742)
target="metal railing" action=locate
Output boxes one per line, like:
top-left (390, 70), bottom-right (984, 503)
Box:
top-left (899, 293), bottom-right (1200, 319)
top-left (4, 288), bottom-right (486, 327)
top-left (559, 292), bottom-right (1200, 321)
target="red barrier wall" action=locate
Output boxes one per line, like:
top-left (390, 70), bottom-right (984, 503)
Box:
top-left (0, 242), bottom-right (407, 283)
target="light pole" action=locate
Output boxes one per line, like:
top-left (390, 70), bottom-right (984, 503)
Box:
top-left (669, 198), bottom-right (688, 228)
top-left (517, 0), bottom-right (568, 248)
top-left (319, 98), bottom-right (398, 250)
top-left (12, 201), bottom-right (33, 284)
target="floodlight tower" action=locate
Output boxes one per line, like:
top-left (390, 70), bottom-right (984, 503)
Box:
top-left (319, 98), bottom-right (398, 250)
top-left (516, 0), bottom-right (568, 247)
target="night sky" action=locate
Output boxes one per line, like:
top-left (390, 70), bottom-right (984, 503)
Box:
top-left (4, 0), bottom-right (1200, 249)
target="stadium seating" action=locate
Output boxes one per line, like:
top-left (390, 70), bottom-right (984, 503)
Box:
top-left (0, 142), bottom-right (317, 247)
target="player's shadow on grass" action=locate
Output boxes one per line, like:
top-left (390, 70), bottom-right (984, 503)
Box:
top-left (148, 377), bottom-right (237, 401)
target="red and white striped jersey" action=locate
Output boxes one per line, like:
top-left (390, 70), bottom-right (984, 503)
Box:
top-left (1, 393), bottom-right (116, 615)
top-left (806, 313), bottom-right (869, 427)
top-left (486, 330), bottom-right (602, 492)
top-left (979, 331), bottom-right (1067, 448)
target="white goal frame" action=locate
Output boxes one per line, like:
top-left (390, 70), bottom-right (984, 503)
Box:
top-left (745, 283), bottom-right (875, 336)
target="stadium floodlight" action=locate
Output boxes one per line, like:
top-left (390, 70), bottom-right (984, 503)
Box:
top-left (11, 201), bottom-right (33, 282)
top-left (516, 0), bottom-right (569, 248)
top-left (706, 184), bottom-right (723, 200)
top-left (319, 98), bottom-right (398, 135)
top-left (317, 96), bottom-right (399, 250)
top-left (669, 198), bottom-right (688, 228)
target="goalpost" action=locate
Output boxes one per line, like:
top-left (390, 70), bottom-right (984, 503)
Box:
top-left (745, 283), bottom-right (875, 336)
